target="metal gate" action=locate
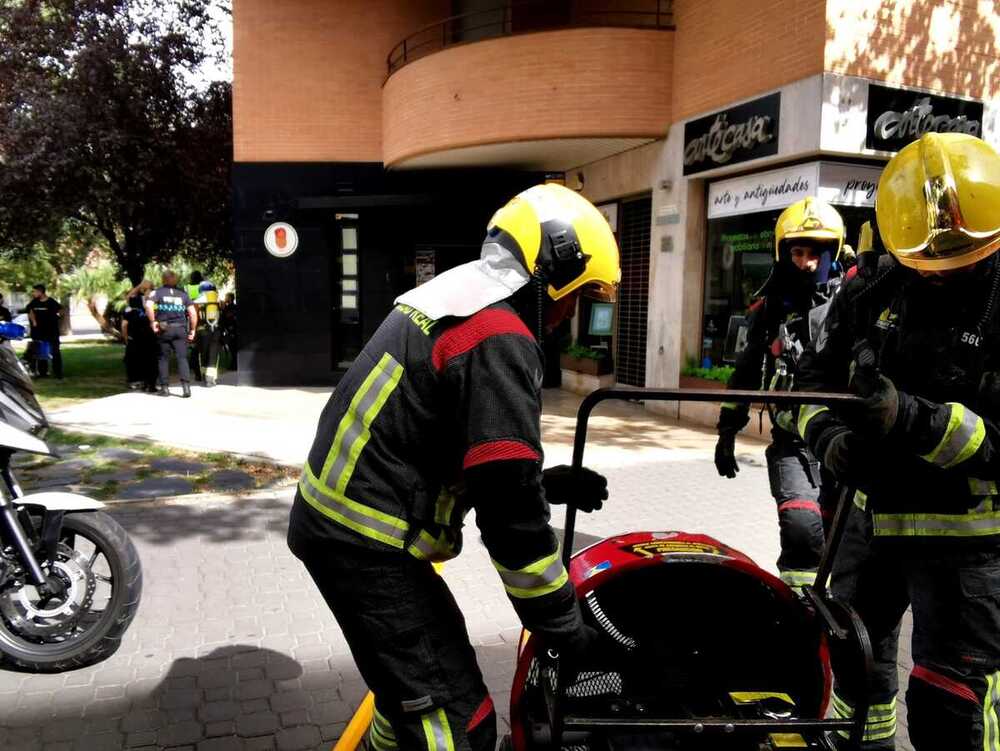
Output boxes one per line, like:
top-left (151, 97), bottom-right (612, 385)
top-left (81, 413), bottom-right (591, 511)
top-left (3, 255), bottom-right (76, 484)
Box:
top-left (615, 195), bottom-right (651, 387)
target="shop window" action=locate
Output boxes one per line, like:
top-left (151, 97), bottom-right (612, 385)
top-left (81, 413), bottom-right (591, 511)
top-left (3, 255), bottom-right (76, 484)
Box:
top-left (701, 205), bottom-right (873, 368)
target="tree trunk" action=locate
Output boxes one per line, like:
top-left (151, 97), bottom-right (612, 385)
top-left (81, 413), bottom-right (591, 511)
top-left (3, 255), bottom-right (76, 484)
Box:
top-left (87, 296), bottom-right (123, 341)
top-left (59, 294), bottom-right (72, 335)
top-left (125, 257), bottom-right (145, 286)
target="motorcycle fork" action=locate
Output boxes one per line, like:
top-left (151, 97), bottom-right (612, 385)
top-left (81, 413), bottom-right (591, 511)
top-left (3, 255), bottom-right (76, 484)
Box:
top-left (0, 451), bottom-right (47, 587)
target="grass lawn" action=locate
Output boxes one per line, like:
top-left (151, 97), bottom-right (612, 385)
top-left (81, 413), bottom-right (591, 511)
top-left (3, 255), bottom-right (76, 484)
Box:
top-left (26, 340), bottom-right (129, 411)
top-left (21, 427), bottom-right (298, 500)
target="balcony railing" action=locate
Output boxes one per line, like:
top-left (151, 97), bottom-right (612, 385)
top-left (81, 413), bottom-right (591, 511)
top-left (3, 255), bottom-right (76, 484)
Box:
top-left (387, 0), bottom-right (674, 76)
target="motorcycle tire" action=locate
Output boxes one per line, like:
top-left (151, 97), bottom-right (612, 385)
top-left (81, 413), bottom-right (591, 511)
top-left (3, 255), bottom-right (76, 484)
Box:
top-left (0, 511), bottom-right (142, 672)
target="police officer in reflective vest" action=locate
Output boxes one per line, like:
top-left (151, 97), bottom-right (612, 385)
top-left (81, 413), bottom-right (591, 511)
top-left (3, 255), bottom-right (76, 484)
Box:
top-left (796, 133), bottom-right (1000, 749)
top-left (287, 184), bottom-right (620, 751)
top-left (147, 270), bottom-right (197, 398)
top-left (714, 197), bottom-right (846, 590)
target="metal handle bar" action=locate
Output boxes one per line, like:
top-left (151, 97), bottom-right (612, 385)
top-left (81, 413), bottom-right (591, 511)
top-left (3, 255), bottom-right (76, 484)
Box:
top-left (557, 387), bottom-right (871, 750)
top-left (563, 387), bottom-right (861, 566)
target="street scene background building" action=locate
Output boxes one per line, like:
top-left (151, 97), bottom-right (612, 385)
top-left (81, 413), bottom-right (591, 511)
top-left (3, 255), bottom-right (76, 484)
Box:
top-left (232, 0), bottom-right (1000, 409)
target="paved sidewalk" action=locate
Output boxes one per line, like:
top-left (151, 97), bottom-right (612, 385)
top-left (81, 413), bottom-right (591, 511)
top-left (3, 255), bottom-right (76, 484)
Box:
top-left (2, 388), bottom-right (913, 750)
top-left (48, 384), bottom-right (331, 466)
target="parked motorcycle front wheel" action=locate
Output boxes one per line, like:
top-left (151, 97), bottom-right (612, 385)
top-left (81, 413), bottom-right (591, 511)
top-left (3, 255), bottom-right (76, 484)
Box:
top-left (0, 511), bottom-right (142, 672)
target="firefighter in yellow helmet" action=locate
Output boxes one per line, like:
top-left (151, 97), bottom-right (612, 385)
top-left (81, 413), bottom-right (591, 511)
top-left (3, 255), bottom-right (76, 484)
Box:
top-left (796, 133), bottom-right (1000, 750)
top-left (714, 197), bottom-right (846, 591)
top-left (287, 184), bottom-right (621, 751)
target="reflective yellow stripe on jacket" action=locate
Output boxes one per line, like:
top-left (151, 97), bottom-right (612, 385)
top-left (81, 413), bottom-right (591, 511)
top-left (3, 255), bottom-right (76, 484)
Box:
top-left (780, 570), bottom-right (817, 588)
top-left (421, 708), bottom-right (455, 751)
top-left (970, 478), bottom-right (999, 496)
top-left (369, 706), bottom-right (399, 751)
top-left (864, 479), bottom-right (1000, 538)
top-left (407, 529), bottom-right (456, 562)
top-left (298, 352), bottom-right (407, 548)
top-left (984, 671), bottom-right (1000, 751)
top-left (492, 550), bottom-right (568, 599)
top-left (299, 465), bottom-right (409, 548)
top-left (921, 403), bottom-right (985, 469)
top-left (320, 352), bottom-right (405, 492)
top-left (831, 692), bottom-right (896, 742)
top-left (797, 404), bottom-right (829, 440)
top-left (873, 509), bottom-right (1000, 537)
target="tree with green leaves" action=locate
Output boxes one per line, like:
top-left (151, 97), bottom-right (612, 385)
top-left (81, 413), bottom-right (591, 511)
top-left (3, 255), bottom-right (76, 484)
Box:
top-left (0, 0), bottom-right (232, 284)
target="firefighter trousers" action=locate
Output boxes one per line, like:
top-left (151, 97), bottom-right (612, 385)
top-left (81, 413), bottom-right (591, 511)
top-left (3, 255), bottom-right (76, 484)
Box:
top-left (194, 325), bottom-right (221, 383)
top-left (290, 537), bottom-right (497, 751)
top-left (829, 505), bottom-right (1000, 750)
top-left (765, 434), bottom-right (829, 589)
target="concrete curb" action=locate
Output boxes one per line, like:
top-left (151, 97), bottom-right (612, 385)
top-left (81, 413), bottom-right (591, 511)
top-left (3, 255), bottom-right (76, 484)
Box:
top-left (104, 483), bottom-right (296, 509)
top-left (47, 420), bottom-right (303, 469)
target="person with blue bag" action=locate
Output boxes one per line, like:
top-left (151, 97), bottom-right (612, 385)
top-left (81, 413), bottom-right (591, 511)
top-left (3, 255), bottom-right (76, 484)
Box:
top-left (25, 284), bottom-right (62, 379)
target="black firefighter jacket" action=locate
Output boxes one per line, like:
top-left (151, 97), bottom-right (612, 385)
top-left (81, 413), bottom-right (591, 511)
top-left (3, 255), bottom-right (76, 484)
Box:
top-left (796, 257), bottom-right (1000, 544)
top-left (719, 280), bottom-right (838, 439)
top-left (288, 300), bottom-right (582, 639)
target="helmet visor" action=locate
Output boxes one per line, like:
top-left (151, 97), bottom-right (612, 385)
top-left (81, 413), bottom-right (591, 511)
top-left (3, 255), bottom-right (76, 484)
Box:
top-left (580, 280), bottom-right (618, 303)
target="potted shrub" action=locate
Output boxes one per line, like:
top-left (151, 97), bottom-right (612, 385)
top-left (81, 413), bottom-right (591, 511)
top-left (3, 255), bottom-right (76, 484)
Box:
top-left (559, 342), bottom-right (612, 376)
top-left (679, 358), bottom-right (734, 390)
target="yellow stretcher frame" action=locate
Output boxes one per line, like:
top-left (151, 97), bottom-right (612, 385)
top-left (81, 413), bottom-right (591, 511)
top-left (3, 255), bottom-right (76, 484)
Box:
top-left (332, 562), bottom-right (444, 751)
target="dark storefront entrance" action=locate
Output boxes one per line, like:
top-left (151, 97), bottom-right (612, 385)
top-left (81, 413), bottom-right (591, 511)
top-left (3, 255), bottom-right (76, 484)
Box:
top-left (232, 164), bottom-right (546, 386)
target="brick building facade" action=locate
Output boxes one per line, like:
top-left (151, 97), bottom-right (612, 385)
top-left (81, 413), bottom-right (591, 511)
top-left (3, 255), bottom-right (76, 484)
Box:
top-left (232, 0), bottom-right (1000, 395)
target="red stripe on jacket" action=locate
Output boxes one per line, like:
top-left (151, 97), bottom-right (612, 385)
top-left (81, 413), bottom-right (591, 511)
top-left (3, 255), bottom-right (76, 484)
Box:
top-left (431, 308), bottom-right (533, 372)
top-left (464, 440), bottom-right (540, 469)
top-left (778, 500), bottom-right (822, 515)
top-left (912, 664), bottom-right (981, 706)
top-left (467, 695), bottom-right (495, 731)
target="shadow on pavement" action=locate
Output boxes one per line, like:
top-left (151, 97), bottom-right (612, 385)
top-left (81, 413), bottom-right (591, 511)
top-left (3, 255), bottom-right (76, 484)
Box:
top-left (1, 645), bottom-right (357, 751)
top-left (111, 493), bottom-right (294, 546)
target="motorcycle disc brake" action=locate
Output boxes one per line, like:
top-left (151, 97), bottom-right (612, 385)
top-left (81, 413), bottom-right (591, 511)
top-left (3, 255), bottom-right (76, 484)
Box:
top-left (0, 545), bottom-right (96, 639)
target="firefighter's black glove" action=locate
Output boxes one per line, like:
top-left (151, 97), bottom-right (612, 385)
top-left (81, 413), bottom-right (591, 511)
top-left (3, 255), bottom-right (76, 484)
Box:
top-left (846, 342), bottom-right (909, 438)
top-left (814, 426), bottom-right (874, 483)
top-left (542, 465), bottom-right (608, 512)
top-left (714, 431), bottom-right (739, 478)
top-left (979, 372), bottom-right (1000, 416)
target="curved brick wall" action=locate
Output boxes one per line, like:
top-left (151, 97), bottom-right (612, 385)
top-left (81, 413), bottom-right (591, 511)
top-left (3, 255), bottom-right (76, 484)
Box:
top-left (382, 27), bottom-right (673, 167)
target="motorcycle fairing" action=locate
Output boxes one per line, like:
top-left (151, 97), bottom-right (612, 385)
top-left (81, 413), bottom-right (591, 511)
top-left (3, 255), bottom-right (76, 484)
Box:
top-left (0, 422), bottom-right (51, 456)
top-left (15, 492), bottom-right (104, 511)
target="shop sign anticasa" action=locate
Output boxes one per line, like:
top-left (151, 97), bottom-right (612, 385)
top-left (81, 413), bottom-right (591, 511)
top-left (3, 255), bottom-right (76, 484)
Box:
top-left (707, 161), bottom-right (883, 220)
top-left (683, 93), bottom-right (781, 176)
top-left (866, 83), bottom-right (983, 152)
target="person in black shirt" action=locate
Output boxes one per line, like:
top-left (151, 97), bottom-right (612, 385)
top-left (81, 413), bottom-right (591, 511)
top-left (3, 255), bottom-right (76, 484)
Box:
top-left (122, 294), bottom-right (158, 393)
top-left (146, 270), bottom-right (197, 398)
top-left (25, 284), bottom-right (62, 378)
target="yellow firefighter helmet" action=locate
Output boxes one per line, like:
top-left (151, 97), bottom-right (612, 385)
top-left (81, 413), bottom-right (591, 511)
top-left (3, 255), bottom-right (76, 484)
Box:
top-left (876, 132), bottom-right (1000, 272)
top-left (857, 220), bottom-right (875, 255)
top-left (773, 197), bottom-right (845, 261)
top-left (486, 183), bottom-right (621, 301)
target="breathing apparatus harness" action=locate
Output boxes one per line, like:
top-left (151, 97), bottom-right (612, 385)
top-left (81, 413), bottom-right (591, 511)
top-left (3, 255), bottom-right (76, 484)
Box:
top-left (845, 246), bottom-right (1000, 410)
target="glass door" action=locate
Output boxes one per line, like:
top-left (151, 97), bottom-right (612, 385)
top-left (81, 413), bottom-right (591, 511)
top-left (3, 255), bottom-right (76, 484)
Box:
top-left (334, 214), bottom-right (363, 370)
